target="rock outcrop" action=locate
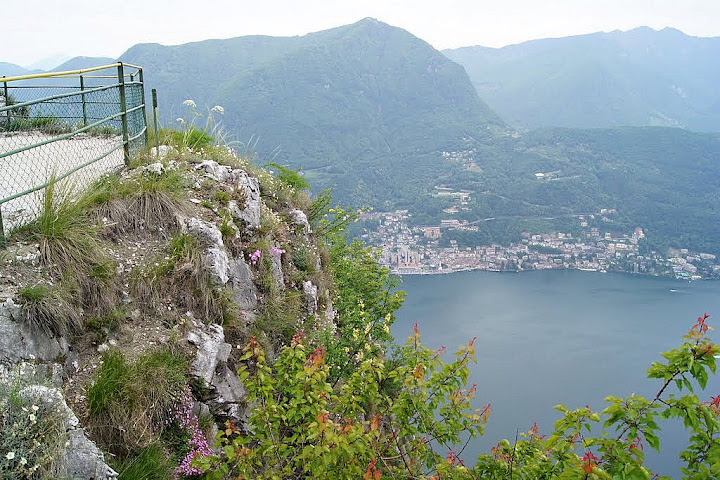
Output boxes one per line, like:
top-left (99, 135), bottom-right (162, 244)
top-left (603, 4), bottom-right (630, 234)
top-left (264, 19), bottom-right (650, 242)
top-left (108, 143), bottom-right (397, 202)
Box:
top-left (0, 298), bottom-right (69, 365)
top-left (19, 385), bottom-right (117, 480)
top-left (187, 322), bottom-right (247, 424)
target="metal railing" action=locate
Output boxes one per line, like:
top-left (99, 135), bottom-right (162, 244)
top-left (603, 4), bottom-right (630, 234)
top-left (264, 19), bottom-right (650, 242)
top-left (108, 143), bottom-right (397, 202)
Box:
top-left (0, 63), bottom-right (148, 245)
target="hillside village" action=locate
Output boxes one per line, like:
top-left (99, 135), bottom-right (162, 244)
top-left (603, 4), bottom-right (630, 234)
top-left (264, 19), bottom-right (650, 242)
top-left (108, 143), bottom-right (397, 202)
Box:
top-left (360, 208), bottom-right (720, 280)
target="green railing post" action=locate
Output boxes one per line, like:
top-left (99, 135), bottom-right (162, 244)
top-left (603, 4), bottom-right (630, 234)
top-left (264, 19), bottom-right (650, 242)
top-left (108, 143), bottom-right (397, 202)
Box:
top-left (152, 88), bottom-right (159, 157)
top-left (80, 75), bottom-right (88, 127)
top-left (0, 207), bottom-right (5, 249)
top-left (2, 76), bottom-right (10, 127)
top-left (138, 68), bottom-right (148, 150)
top-left (117, 63), bottom-right (130, 165)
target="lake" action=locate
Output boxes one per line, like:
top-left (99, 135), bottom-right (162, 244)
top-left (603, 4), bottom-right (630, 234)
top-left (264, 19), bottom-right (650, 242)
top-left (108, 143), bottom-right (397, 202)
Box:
top-left (392, 269), bottom-right (720, 477)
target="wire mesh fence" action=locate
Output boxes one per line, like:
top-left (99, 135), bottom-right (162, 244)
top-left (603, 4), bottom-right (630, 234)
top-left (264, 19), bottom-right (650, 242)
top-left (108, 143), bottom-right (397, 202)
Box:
top-left (0, 63), bottom-right (147, 244)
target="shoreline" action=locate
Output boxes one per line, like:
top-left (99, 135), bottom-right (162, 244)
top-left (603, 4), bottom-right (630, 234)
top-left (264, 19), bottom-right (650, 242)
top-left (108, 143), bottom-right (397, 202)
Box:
top-left (391, 265), bottom-right (709, 281)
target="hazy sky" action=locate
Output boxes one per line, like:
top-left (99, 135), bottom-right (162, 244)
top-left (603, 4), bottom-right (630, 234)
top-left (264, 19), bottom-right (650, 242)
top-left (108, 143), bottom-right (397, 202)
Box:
top-left (7, 0), bottom-right (720, 67)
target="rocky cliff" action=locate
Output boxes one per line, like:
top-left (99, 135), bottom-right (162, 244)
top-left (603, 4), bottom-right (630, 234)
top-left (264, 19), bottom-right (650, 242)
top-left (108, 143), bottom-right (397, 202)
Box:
top-left (0, 146), bottom-right (336, 478)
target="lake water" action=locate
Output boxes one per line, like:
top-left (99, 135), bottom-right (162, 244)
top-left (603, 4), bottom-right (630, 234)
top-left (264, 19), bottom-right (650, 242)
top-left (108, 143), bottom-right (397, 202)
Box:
top-left (392, 269), bottom-right (720, 478)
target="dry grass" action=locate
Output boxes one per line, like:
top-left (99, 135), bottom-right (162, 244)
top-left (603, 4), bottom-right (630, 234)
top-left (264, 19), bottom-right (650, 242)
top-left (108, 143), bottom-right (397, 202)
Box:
top-left (85, 168), bottom-right (187, 237)
top-left (17, 284), bottom-right (81, 338)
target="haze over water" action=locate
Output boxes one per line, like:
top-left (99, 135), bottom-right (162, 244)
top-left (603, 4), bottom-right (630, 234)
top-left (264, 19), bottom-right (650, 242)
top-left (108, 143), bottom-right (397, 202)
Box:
top-left (393, 270), bottom-right (720, 477)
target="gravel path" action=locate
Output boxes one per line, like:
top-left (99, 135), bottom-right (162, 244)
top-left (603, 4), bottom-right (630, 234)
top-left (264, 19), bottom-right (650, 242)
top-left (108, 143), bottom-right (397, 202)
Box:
top-left (0, 131), bottom-right (124, 231)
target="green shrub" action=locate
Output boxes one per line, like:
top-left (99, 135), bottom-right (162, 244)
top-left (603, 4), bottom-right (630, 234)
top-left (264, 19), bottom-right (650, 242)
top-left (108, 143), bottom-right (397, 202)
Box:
top-left (85, 308), bottom-right (126, 343)
top-left (264, 162), bottom-right (310, 190)
top-left (213, 190), bottom-right (231, 205)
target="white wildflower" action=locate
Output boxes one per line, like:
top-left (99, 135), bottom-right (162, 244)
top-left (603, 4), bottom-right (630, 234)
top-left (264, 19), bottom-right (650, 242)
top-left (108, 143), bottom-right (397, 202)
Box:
top-left (31, 405), bottom-right (39, 412)
top-left (182, 99), bottom-right (196, 108)
top-left (19, 457), bottom-right (27, 466)
top-left (176, 117), bottom-right (185, 124)
top-left (28, 414), bottom-right (36, 422)
top-left (5, 452), bottom-right (15, 460)
top-left (211, 105), bottom-right (225, 114)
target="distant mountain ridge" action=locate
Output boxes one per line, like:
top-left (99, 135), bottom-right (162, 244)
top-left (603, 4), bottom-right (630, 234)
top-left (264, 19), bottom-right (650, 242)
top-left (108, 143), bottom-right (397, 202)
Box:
top-left (119, 18), bottom-right (505, 205)
top-left (3, 23), bottom-right (720, 255)
top-left (51, 56), bottom-right (117, 72)
top-left (0, 62), bottom-right (42, 78)
top-left (444, 27), bottom-right (720, 131)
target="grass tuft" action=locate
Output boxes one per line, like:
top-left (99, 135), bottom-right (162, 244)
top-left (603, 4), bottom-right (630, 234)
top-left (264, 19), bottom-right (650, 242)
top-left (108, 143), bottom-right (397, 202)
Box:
top-left (87, 349), bottom-right (187, 457)
top-left (134, 233), bottom-right (233, 323)
top-left (16, 176), bottom-right (104, 276)
top-left (86, 168), bottom-right (187, 236)
top-left (114, 443), bottom-right (174, 480)
top-left (17, 284), bottom-right (81, 338)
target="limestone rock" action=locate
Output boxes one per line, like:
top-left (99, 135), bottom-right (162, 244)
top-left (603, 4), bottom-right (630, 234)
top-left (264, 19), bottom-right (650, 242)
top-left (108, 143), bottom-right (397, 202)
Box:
top-left (209, 367), bottom-right (247, 421)
top-left (183, 217), bottom-right (223, 246)
top-left (271, 254), bottom-right (285, 289)
top-left (0, 299), bottom-right (69, 365)
top-left (289, 209), bottom-right (311, 234)
top-left (187, 323), bottom-right (231, 384)
top-left (18, 385), bottom-right (117, 480)
top-left (150, 145), bottom-right (174, 158)
top-left (181, 217), bottom-right (231, 285)
top-left (0, 362), bottom-right (65, 387)
top-left (205, 246), bottom-right (231, 285)
top-left (143, 162), bottom-right (165, 176)
top-left (302, 281), bottom-right (318, 316)
top-left (196, 160), bottom-right (234, 183)
top-left (65, 429), bottom-right (118, 480)
top-left (228, 258), bottom-right (257, 310)
top-left (231, 171), bottom-right (261, 227)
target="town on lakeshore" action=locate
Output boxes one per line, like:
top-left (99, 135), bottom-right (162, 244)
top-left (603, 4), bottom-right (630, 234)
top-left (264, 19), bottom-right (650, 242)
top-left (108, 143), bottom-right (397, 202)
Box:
top-left (359, 209), bottom-right (720, 280)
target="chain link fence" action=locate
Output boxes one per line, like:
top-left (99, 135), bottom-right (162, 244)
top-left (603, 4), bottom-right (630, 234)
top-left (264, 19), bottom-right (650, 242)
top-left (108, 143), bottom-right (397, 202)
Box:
top-left (0, 63), bottom-right (147, 244)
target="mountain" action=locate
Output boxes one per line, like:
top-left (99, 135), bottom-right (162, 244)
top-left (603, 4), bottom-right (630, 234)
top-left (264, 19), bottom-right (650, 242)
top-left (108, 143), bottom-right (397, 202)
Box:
top-left (52, 56), bottom-right (117, 72)
top-left (0, 62), bottom-right (42, 77)
top-left (446, 127), bottom-right (720, 255)
top-left (444, 27), bottom-right (720, 132)
top-left (26, 54), bottom-right (72, 71)
top-left (119, 18), bottom-right (505, 205)
top-left (117, 21), bottom-right (720, 255)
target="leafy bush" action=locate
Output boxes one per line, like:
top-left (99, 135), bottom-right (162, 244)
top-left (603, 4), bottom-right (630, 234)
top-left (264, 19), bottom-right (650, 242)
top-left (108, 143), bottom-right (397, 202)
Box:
top-left (265, 162), bottom-right (310, 190)
top-left (197, 315), bottom-right (720, 479)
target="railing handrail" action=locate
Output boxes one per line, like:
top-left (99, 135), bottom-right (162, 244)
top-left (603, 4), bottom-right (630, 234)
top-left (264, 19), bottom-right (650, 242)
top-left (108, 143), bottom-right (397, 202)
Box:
top-left (0, 62), bottom-right (143, 84)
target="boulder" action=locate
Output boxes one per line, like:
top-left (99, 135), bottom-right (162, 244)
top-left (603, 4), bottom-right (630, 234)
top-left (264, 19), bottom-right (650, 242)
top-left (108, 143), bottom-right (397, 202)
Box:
top-left (270, 252), bottom-right (285, 289)
top-left (142, 162), bottom-right (165, 176)
top-left (196, 160), bottom-right (234, 183)
top-left (0, 299), bottom-right (69, 365)
top-left (208, 366), bottom-right (247, 422)
top-left (181, 217), bottom-right (231, 285)
top-left (302, 281), bottom-right (318, 316)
